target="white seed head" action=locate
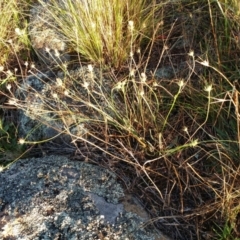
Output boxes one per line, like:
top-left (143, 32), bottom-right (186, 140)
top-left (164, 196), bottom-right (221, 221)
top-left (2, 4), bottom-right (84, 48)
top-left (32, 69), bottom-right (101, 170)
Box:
top-left (64, 90), bottom-right (69, 96)
top-left (178, 79), bottom-right (184, 88)
top-left (88, 64), bottom-right (93, 72)
top-left (52, 92), bottom-right (58, 99)
top-left (15, 28), bottom-right (24, 36)
top-left (191, 139), bottom-right (198, 147)
top-left (128, 21), bottom-right (134, 32)
top-left (114, 82), bottom-right (122, 90)
top-left (56, 78), bottom-right (63, 87)
top-left (114, 80), bottom-right (126, 91)
top-left (15, 28), bottom-right (20, 35)
top-left (142, 22), bottom-right (146, 29)
top-left (18, 138), bottom-right (25, 144)
top-left (188, 50), bottom-right (194, 57)
top-left (62, 63), bottom-right (68, 70)
top-left (90, 21), bottom-right (96, 29)
top-left (54, 49), bottom-right (60, 57)
top-left (0, 66), bottom-right (4, 72)
top-left (163, 45), bottom-right (169, 50)
top-left (83, 81), bottom-right (90, 89)
top-left (183, 126), bottom-right (188, 133)
top-left (200, 60), bottom-right (209, 67)
top-left (129, 68), bottom-right (135, 77)
top-left (6, 84), bottom-right (11, 90)
top-left (140, 72), bottom-right (147, 82)
top-left (204, 84), bottom-right (212, 92)
top-left (6, 70), bottom-right (13, 76)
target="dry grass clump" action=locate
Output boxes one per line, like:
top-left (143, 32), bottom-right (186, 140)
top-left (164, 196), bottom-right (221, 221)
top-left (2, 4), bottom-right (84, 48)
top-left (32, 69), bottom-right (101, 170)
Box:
top-left (1, 0), bottom-right (240, 239)
top-left (37, 0), bottom-right (165, 68)
top-left (0, 0), bottom-right (30, 69)
top-left (0, 0), bottom-right (33, 166)
top-left (0, 0), bottom-right (18, 65)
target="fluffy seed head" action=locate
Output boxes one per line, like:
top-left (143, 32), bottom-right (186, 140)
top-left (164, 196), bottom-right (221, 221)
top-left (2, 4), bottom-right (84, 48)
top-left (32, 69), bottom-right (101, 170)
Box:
top-left (200, 60), bottom-right (209, 67)
top-left (140, 73), bottom-right (147, 82)
top-left (18, 138), bottom-right (25, 144)
top-left (204, 85), bottom-right (212, 92)
top-left (88, 64), bottom-right (93, 72)
top-left (128, 21), bottom-right (134, 31)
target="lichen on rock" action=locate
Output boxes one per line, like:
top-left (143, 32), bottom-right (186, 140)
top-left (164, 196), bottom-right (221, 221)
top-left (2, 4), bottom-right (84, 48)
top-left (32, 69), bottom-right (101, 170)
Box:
top-left (0, 155), bottom-right (168, 239)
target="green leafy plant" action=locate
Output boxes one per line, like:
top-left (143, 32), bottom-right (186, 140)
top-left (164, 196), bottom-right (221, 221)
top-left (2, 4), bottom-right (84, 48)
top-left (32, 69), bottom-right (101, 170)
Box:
top-left (0, 118), bottom-right (26, 167)
top-left (214, 221), bottom-right (238, 240)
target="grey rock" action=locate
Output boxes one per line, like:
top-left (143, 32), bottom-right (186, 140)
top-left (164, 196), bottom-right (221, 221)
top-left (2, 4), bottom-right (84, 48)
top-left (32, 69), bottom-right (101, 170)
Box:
top-left (16, 71), bottom-right (64, 142)
top-left (15, 66), bottom-right (116, 143)
top-left (0, 155), bottom-right (169, 240)
top-left (154, 66), bottom-right (175, 79)
top-left (29, 2), bottom-right (70, 65)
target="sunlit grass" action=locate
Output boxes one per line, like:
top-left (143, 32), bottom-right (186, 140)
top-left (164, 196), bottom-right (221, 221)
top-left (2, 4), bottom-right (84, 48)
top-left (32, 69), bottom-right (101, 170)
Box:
top-left (0, 0), bottom-right (30, 67)
top-left (37, 0), bottom-right (165, 68)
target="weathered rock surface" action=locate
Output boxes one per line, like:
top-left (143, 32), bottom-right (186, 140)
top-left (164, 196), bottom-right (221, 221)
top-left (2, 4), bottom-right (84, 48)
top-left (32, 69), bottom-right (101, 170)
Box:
top-left (0, 155), bottom-right (169, 240)
top-left (16, 70), bottom-right (62, 142)
top-left (29, 2), bottom-right (70, 65)
top-left (16, 66), bottom-right (111, 143)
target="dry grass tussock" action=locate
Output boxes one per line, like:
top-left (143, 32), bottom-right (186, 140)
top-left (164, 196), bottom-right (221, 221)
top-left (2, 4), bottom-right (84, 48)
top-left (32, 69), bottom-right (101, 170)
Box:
top-left (0, 0), bottom-right (31, 68)
top-left (0, 0), bottom-right (240, 239)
